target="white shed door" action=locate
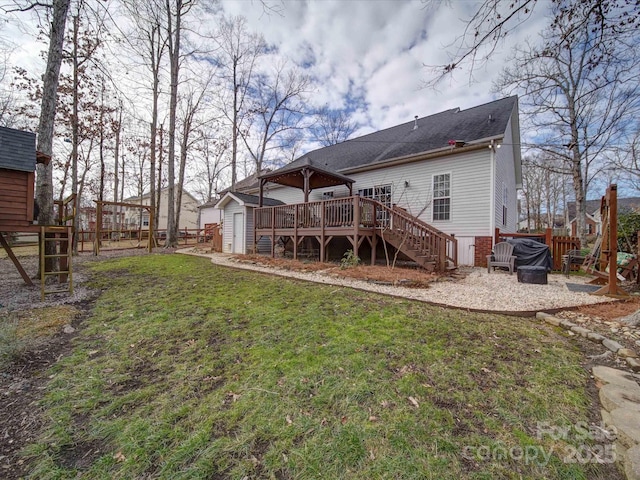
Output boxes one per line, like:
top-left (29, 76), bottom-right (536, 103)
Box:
top-left (232, 212), bottom-right (243, 253)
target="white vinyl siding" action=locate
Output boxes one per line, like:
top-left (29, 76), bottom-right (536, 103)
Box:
top-left (242, 145), bottom-right (518, 265)
top-left (258, 150), bottom-right (493, 238)
top-left (222, 200), bottom-right (244, 253)
top-left (494, 115), bottom-right (518, 232)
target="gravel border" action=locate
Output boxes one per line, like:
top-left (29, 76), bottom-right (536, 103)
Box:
top-left (178, 249), bottom-right (614, 315)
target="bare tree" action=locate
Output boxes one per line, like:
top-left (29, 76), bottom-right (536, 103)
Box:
top-left (23, 0), bottom-right (71, 228)
top-left (189, 125), bottom-right (228, 203)
top-left (424, 0), bottom-right (640, 85)
top-left (240, 62), bottom-right (310, 173)
top-left (494, 2), bottom-right (640, 245)
top-left (121, 0), bottom-right (168, 242)
top-left (610, 129), bottom-right (640, 195)
top-left (520, 154), bottom-right (566, 231)
top-left (312, 106), bottom-right (358, 147)
top-left (175, 75), bottom-right (211, 233)
top-left (215, 15), bottom-right (266, 188)
top-left (164, 0), bottom-right (192, 247)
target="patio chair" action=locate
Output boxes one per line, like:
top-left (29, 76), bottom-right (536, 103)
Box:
top-left (562, 249), bottom-right (586, 277)
top-left (487, 242), bottom-right (516, 274)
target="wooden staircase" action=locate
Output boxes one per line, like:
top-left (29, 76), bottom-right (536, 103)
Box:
top-left (368, 201), bottom-right (457, 272)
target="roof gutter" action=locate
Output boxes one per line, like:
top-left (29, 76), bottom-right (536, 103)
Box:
top-left (339, 137), bottom-right (503, 175)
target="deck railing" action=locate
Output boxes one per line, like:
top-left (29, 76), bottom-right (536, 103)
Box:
top-left (255, 196), bottom-right (374, 230)
top-left (385, 204), bottom-right (458, 268)
top-left (255, 196), bottom-right (457, 270)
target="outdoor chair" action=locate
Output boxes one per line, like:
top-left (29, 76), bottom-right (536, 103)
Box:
top-left (562, 249), bottom-right (586, 277)
top-left (487, 242), bottom-right (516, 274)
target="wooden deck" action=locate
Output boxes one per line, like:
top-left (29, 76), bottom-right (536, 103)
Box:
top-left (254, 196), bottom-right (457, 271)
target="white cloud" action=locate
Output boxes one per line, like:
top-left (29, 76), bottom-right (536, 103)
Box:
top-left (216, 0), bottom-right (551, 137)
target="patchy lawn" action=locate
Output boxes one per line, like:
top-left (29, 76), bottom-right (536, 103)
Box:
top-left (18, 254), bottom-right (620, 479)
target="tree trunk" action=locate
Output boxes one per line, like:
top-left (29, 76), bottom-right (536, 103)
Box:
top-left (36, 0), bottom-right (71, 226)
top-left (113, 104), bottom-right (122, 234)
top-left (164, 0), bottom-right (182, 247)
top-left (35, 0), bottom-right (71, 275)
top-left (156, 124), bottom-right (163, 233)
top-left (149, 24), bottom-right (161, 245)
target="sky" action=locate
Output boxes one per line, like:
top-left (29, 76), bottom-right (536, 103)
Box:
top-left (217, 0), bottom-right (549, 136)
top-left (2, 0), bottom-right (549, 133)
top-left (0, 0), bottom-right (569, 198)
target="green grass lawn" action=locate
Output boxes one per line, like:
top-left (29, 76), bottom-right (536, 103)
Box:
top-left (25, 254), bottom-right (614, 479)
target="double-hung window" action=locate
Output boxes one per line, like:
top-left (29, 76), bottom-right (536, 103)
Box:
top-left (358, 184), bottom-right (392, 224)
top-left (432, 174), bottom-right (450, 221)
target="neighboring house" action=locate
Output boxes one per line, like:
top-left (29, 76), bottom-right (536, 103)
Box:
top-left (567, 197), bottom-right (640, 237)
top-left (217, 192), bottom-right (284, 254)
top-left (123, 188), bottom-right (199, 231)
top-left (221, 96), bottom-right (522, 267)
top-left (198, 198), bottom-right (222, 231)
top-left (78, 206), bottom-right (125, 232)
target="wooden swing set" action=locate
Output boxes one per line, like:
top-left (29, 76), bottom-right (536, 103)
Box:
top-left (92, 200), bottom-right (156, 255)
top-left (582, 184), bottom-right (628, 298)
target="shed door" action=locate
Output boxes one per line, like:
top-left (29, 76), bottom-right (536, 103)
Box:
top-left (232, 212), bottom-right (243, 253)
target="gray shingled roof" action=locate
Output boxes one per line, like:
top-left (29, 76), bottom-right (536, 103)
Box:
top-left (272, 96), bottom-right (517, 175)
top-left (567, 197), bottom-right (640, 220)
top-left (231, 192), bottom-right (284, 206)
top-left (0, 126), bottom-right (36, 172)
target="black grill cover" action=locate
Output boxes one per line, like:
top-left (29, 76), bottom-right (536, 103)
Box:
top-left (507, 238), bottom-right (553, 271)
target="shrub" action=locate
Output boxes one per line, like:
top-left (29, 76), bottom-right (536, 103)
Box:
top-left (340, 249), bottom-right (361, 269)
top-left (0, 318), bottom-right (25, 370)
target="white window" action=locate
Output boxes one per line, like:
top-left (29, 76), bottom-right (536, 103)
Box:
top-left (322, 191), bottom-right (334, 200)
top-left (358, 184), bottom-right (392, 224)
top-left (432, 174), bottom-right (450, 221)
top-left (358, 185), bottom-right (391, 207)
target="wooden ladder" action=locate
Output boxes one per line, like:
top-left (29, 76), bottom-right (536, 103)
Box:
top-left (40, 225), bottom-right (73, 300)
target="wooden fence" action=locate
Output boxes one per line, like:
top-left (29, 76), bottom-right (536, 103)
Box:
top-left (495, 228), bottom-right (580, 271)
top-left (75, 228), bottom-right (208, 253)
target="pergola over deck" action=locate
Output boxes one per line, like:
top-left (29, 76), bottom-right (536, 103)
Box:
top-left (254, 162), bottom-right (457, 270)
top-left (258, 162), bottom-right (354, 206)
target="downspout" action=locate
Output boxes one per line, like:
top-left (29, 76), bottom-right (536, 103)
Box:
top-left (489, 140), bottom-right (496, 244)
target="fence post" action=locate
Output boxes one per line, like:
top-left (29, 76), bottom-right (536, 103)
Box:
top-left (494, 227), bottom-right (500, 245)
top-left (545, 228), bottom-right (552, 246)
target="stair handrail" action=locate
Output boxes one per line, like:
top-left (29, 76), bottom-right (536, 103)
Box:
top-left (360, 198), bottom-right (457, 268)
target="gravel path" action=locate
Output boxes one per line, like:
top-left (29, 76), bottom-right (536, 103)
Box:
top-left (0, 248), bottom-right (614, 314)
top-left (178, 249), bottom-right (613, 314)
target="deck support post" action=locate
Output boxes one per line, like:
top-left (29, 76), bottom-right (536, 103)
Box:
top-left (271, 208), bottom-right (275, 258)
top-left (353, 195), bottom-right (360, 258)
top-left (371, 232), bottom-right (377, 266)
top-left (293, 206), bottom-right (298, 260)
top-left (320, 201), bottom-right (326, 261)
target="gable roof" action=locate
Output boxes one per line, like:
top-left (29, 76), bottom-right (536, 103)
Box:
top-left (217, 191), bottom-right (285, 209)
top-left (567, 196), bottom-right (640, 221)
top-left (0, 126), bottom-right (36, 172)
top-left (270, 96), bottom-right (518, 175)
top-left (219, 169), bottom-right (272, 195)
top-left (125, 187), bottom-right (199, 204)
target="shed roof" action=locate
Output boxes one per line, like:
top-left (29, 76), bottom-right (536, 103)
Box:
top-left (217, 191), bottom-right (285, 209)
top-left (0, 126), bottom-right (37, 172)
